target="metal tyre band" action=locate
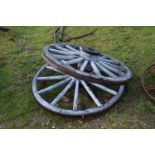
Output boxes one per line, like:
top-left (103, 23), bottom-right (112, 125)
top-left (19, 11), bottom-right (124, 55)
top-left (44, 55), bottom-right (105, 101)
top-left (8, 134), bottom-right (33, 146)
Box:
top-left (141, 63), bottom-right (155, 103)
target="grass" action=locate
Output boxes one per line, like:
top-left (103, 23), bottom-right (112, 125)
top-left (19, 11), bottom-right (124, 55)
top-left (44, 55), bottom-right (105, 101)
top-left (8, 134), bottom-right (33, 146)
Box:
top-left (0, 26), bottom-right (155, 128)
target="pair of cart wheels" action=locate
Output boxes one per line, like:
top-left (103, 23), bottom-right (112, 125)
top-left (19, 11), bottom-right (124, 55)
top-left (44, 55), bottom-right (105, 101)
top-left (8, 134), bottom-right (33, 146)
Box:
top-left (32, 43), bottom-right (132, 116)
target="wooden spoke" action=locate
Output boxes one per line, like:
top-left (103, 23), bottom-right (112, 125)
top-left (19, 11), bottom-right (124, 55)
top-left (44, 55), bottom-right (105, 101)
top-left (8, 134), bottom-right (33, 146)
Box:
top-left (98, 61), bottom-right (125, 76)
top-left (81, 80), bottom-right (102, 107)
top-left (37, 75), bottom-right (68, 81)
top-left (51, 78), bottom-right (75, 106)
top-left (38, 77), bottom-right (71, 94)
top-left (53, 54), bottom-right (78, 60)
top-left (90, 61), bottom-right (101, 76)
top-left (49, 48), bottom-right (76, 55)
top-left (91, 83), bottom-right (117, 95)
top-left (54, 45), bottom-right (76, 53)
top-left (65, 45), bottom-right (80, 53)
top-left (104, 62), bottom-right (126, 72)
top-left (99, 57), bottom-right (120, 66)
top-left (80, 60), bottom-right (89, 71)
top-left (45, 65), bottom-right (59, 72)
top-left (73, 80), bottom-right (79, 111)
top-left (62, 58), bottom-right (84, 65)
top-left (96, 62), bottom-right (117, 78)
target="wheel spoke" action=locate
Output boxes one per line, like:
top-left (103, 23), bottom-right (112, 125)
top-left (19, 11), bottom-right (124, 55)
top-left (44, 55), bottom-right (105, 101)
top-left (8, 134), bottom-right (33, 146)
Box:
top-left (99, 57), bottom-right (120, 65)
top-left (73, 80), bottom-right (79, 111)
top-left (96, 62), bottom-right (117, 78)
top-left (79, 46), bottom-right (90, 57)
top-left (37, 75), bottom-right (68, 81)
top-left (90, 61), bottom-right (101, 75)
top-left (91, 83), bottom-right (117, 95)
top-left (49, 48), bottom-right (76, 55)
top-left (104, 62), bottom-right (126, 72)
top-left (65, 45), bottom-right (80, 53)
top-left (99, 61), bottom-right (125, 76)
top-left (65, 45), bottom-right (90, 59)
top-left (45, 65), bottom-right (59, 72)
top-left (53, 54), bottom-right (78, 60)
top-left (51, 78), bottom-right (75, 106)
top-left (54, 45), bottom-right (76, 53)
top-left (38, 77), bottom-right (71, 94)
top-left (80, 60), bottom-right (89, 71)
top-left (62, 58), bottom-right (84, 65)
top-left (81, 80), bottom-right (102, 107)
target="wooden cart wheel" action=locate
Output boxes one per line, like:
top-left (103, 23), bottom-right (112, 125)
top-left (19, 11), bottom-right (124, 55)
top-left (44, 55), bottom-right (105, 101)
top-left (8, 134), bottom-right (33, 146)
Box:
top-left (32, 64), bottom-right (125, 116)
top-left (43, 43), bottom-right (132, 85)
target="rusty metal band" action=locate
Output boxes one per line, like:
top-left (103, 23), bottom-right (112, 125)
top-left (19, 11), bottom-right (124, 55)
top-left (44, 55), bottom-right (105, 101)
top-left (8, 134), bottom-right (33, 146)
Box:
top-left (141, 63), bottom-right (155, 103)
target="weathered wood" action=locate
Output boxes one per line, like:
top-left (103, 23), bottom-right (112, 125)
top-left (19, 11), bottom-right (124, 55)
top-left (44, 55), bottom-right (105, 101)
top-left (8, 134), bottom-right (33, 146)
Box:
top-left (90, 61), bottom-right (101, 75)
top-left (49, 48), bottom-right (76, 55)
top-left (81, 80), bottom-right (102, 107)
top-left (96, 62), bottom-right (117, 78)
top-left (62, 58), bottom-right (84, 65)
top-left (54, 45), bottom-right (76, 53)
top-left (43, 43), bottom-right (132, 84)
top-left (73, 80), bottom-right (79, 111)
top-left (32, 65), bottom-right (126, 116)
top-left (53, 54), bottom-right (78, 60)
top-left (65, 44), bottom-right (80, 53)
top-left (99, 57), bottom-right (120, 66)
top-left (45, 65), bottom-right (59, 72)
top-left (99, 60), bottom-right (125, 76)
top-left (51, 78), bottom-right (75, 106)
top-left (64, 29), bottom-right (97, 42)
top-left (59, 26), bottom-right (65, 41)
top-left (37, 75), bottom-right (68, 81)
top-left (80, 60), bottom-right (89, 71)
top-left (105, 62), bottom-right (126, 72)
top-left (38, 77), bottom-right (71, 94)
top-left (66, 45), bottom-right (90, 58)
top-left (91, 83), bottom-right (117, 95)
top-left (53, 27), bottom-right (56, 43)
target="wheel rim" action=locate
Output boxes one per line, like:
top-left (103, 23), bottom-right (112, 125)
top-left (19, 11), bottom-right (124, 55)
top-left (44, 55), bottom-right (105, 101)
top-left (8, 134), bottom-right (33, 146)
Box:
top-left (141, 63), bottom-right (155, 103)
top-left (43, 43), bottom-right (132, 85)
top-left (32, 64), bottom-right (125, 116)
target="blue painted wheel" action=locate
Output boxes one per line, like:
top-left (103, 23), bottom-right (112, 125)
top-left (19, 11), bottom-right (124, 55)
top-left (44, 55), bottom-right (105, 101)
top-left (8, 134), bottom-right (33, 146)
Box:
top-left (43, 43), bottom-right (132, 85)
top-left (32, 64), bottom-right (125, 116)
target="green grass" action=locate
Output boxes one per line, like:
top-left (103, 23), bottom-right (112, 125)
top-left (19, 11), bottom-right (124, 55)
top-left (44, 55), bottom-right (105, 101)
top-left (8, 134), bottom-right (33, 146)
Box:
top-left (0, 26), bottom-right (155, 128)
